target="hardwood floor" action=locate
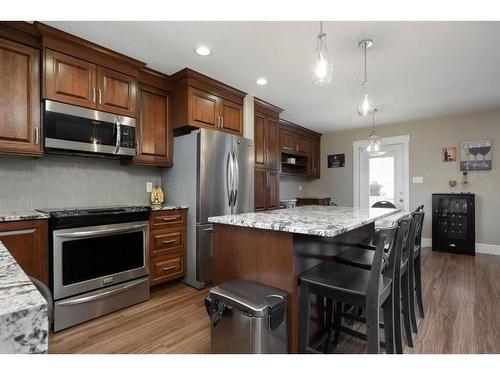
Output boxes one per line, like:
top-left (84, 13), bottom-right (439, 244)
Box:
top-left (49, 249), bottom-right (500, 354)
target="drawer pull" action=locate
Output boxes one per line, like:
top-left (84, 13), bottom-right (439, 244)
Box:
top-left (162, 216), bottom-right (179, 221)
top-left (162, 239), bottom-right (177, 244)
top-left (162, 265), bottom-right (176, 271)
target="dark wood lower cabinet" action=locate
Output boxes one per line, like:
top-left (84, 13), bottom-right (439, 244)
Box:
top-left (255, 168), bottom-right (280, 212)
top-left (0, 220), bottom-right (48, 284)
top-left (149, 210), bottom-right (187, 286)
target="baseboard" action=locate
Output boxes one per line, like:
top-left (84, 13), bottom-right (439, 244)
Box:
top-left (422, 237), bottom-right (500, 256)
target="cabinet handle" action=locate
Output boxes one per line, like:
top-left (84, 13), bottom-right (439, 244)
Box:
top-left (34, 127), bottom-right (39, 145)
top-left (162, 265), bottom-right (176, 272)
top-left (221, 116), bottom-right (224, 128)
top-left (162, 216), bottom-right (179, 221)
top-left (162, 239), bottom-right (177, 244)
top-left (92, 87), bottom-right (96, 102)
top-left (98, 89), bottom-right (102, 104)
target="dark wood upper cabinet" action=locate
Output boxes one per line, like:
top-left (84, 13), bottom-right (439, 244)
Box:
top-left (126, 68), bottom-right (172, 167)
top-left (172, 68), bottom-right (245, 136)
top-left (44, 49), bottom-right (97, 109)
top-left (0, 220), bottom-right (49, 284)
top-left (254, 98), bottom-right (283, 170)
top-left (96, 66), bottom-right (137, 117)
top-left (279, 119), bottom-right (321, 178)
top-left (0, 37), bottom-right (42, 156)
top-left (38, 22), bottom-right (143, 118)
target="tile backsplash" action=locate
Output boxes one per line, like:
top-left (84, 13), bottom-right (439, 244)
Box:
top-left (0, 155), bottom-right (162, 211)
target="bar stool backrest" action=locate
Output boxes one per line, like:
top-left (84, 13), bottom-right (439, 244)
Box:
top-left (395, 217), bottom-right (413, 271)
top-left (372, 201), bottom-right (397, 209)
top-left (411, 211), bottom-right (425, 252)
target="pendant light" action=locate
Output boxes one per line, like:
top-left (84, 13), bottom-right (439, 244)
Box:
top-left (366, 109), bottom-right (387, 156)
top-left (309, 21), bottom-right (333, 86)
top-left (357, 39), bottom-right (374, 118)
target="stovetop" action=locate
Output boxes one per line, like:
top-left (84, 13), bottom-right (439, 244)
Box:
top-left (36, 205), bottom-right (151, 218)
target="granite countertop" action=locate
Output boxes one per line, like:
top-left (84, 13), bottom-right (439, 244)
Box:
top-left (209, 205), bottom-right (400, 237)
top-left (0, 242), bottom-right (48, 354)
top-left (150, 204), bottom-right (189, 211)
top-left (375, 211), bottom-right (411, 228)
top-left (0, 211), bottom-right (49, 223)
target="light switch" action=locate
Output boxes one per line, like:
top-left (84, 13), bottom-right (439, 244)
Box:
top-left (412, 176), bottom-right (424, 184)
top-left (298, 185), bottom-right (303, 192)
top-left (146, 182), bottom-right (153, 192)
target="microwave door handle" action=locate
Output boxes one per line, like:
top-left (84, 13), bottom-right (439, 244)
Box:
top-left (55, 223), bottom-right (147, 239)
top-left (114, 119), bottom-right (121, 154)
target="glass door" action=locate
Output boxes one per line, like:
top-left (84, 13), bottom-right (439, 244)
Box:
top-left (359, 143), bottom-right (405, 210)
top-left (435, 196), bottom-right (469, 240)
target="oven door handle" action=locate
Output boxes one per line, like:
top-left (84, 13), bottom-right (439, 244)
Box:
top-left (56, 278), bottom-right (148, 306)
top-left (55, 223), bottom-right (147, 239)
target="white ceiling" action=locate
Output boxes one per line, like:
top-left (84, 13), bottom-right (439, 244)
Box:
top-left (46, 21), bottom-right (500, 133)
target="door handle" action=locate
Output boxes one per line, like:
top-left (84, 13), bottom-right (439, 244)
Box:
top-left (226, 150), bottom-right (233, 208)
top-left (221, 116), bottom-right (224, 128)
top-left (114, 120), bottom-right (121, 154)
top-left (232, 148), bottom-right (239, 206)
top-left (55, 223), bottom-right (147, 239)
top-left (92, 87), bottom-right (96, 103)
top-left (98, 89), bottom-right (102, 104)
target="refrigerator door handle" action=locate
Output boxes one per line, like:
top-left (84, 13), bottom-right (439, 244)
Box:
top-left (232, 147), bottom-right (239, 207)
top-left (226, 150), bottom-right (234, 208)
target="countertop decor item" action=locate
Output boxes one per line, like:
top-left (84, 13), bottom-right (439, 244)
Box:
top-left (461, 172), bottom-right (469, 191)
top-left (150, 183), bottom-right (165, 207)
top-left (459, 140), bottom-right (492, 171)
top-left (448, 180), bottom-right (457, 192)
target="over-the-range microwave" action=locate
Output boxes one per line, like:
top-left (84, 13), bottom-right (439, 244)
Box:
top-left (43, 100), bottom-right (136, 157)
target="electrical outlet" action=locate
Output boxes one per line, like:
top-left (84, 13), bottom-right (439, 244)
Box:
top-left (146, 182), bottom-right (153, 192)
top-left (412, 177), bottom-right (424, 184)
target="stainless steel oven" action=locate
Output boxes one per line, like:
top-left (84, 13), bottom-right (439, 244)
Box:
top-left (37, 206), bottom-right (151, 331)
top-left (52, 221), bottom-right (149, 300)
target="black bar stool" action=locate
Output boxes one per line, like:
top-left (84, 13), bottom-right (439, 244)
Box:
top-left (334, 215), bottom-right (416, 353)
top-left (372, 201), bottom-right (397, 209)
top-left (298, 225), bottom-right (399, 354)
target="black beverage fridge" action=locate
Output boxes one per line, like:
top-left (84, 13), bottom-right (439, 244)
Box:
top-left (432, 193), bottom-right (475, 255)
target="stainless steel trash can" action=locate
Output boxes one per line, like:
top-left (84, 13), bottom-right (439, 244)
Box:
top-left (205, 279), bottom-right (288, 354)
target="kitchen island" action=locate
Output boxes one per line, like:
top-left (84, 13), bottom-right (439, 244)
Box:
top-left (208, 205), bottom-right (399, 353)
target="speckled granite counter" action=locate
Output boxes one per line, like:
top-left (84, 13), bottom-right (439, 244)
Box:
top-left (209, 205), bottom-right (400, 237)
top-left (0, 242), bottom-right (48, 354)
top-left (150, 205), bottom-right (188, 211)
top-left (0, 211), bottom-right (49, 223)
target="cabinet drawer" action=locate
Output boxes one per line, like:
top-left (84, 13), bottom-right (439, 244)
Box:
top-left (150, 252), bottom-right (185, 285)
top-left (150, 210), bottom-right (186, 228)
top-left (151, 229), bottom-right (185, 255)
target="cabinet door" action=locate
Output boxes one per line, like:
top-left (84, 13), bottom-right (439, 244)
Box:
top-left (220, 99), bottom-right (243, 135)
top-left (310, 139), bottom-right (320, 178)
top-left (254, 112), bottom-right (266, 167)
top-left (0, 38), bottom-right (41, 156)
top-left (44, 49), bottom-right (97, 109)
top-left (134, 84), bottom-right (172, 166)
top-left (265, 117), bottom-right (279, 169)
top-left (0, 220), bottom-right (48, 284)
top-left (254, 168), bottom-right (267, 211)
top-left (189, 87), bottom-right (219, 129)
top-left (97, 66), bottom-right (137, 117)
top-left (267, 170), bottom-right (280, 210)
top-left (295, 136), bottom-right (309, 154)
top-left (280, 131), bottom-right (295, 152)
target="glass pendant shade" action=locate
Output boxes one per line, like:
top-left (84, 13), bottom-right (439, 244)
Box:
top-left (366, 130), bottom-right (387, 156)
top-left (357, 82), bottom-right (374, 118)
top-left (310, 33), bottom-right (333, 86)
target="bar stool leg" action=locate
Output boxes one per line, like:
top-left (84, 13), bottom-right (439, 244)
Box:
top-left (299, 281), bottom-right (311, 353)
top-left (401, 271), bottom-right (414, 348)
top-left (333, 301), bottom-right (342, 347)
top-left (324, 298), bottom-right (334, 353)
top-left (393, 276), bottom-right (403, 354)
top-left (382, 294), bottom-right (395, 354)
top-left (408, 257), bottom-right (419, 334)
top-left (414, 254), bottom-right (425, 318)
top-left (366, 300), bottom-right (380, 354)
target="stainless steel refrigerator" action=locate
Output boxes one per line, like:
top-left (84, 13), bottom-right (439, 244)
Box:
top-left (163, 129), bottom-right (254, 289)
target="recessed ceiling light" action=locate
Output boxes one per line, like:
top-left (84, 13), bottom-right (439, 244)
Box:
top-left (256, 78), bottom-right (268, 86)
top-left (195, 46), bottom-right (211, 56)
